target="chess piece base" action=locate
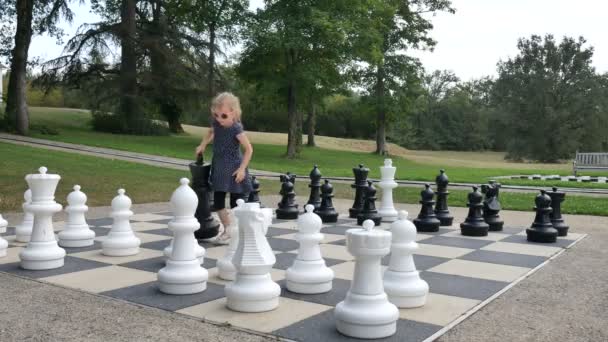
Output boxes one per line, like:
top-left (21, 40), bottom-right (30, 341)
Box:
top-left (413, 218), bottom-right (441, 232)
top-left (58, 227), bottom-right (95, 247)
top-left (348, 208), bottom-right (360, 219)
top-left (317, 212), bottom-right (338, 223)
top-left (286, 259), bottom-right (334, 294)
top-left (287, 280), bottom-right (332, 294)
top-left (526, 227), bottom-right (558, 243)
top-left (383, 270), bottom-right (428, 308)
top-left (335, 292), bottom-right (399, 339)
top-left (225, 274), bottom-right (281, 312)
top-left (102, 233), bottom-right (140, 256)
top-left (435, 211), bottom-right (454, 226)
top-left (378, 208), bottom-right (398, 222)
top-left (276, 209), bottom-right (299, 220)
top-left (460, 221), bottom-right (489, 236)
top-left (552, 220), bottom-right (569, 237)
top-left (15, 231), bottom-right (31, 243)
top-left (102, 246), bottom-right (139, 256)
top-left (58, 237), bottom-right (95, 248)
top-left (158, 260), bottom-right (208, 295)
top-left (217, 261), bottom-right (236, 280)
top-left (193, 219), bottom-right (220, 239)
top-left (19, 241), bottom-right (66, 270)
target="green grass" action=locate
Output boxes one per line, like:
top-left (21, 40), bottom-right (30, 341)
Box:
top-left (2, 141), bottom-right (606, 216)
top-left (24, 107), bottom-right (608, 190)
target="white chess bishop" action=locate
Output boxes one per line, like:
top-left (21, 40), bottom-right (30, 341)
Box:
top-left (383, 210), bottom-right (429, 308)
top-left (225, 201), bottom-right (280, 312)
top-left (0, 214), bottom-right (8, 257)
top-left (286, 204), bottom-right (334, 294)
top-left (335, 220), bottom-right (399, 339)
top-left (58, 185), bottom-right (96, 247)
top-left (378, 159), bottom-right (398, 222)
top-left (158, 178), bottom-right (208, 294)
top-left (163, 237), bottom-right (205, 265)
top-left (15, 189), bottom-right (33, 242)
top-left (217, 200), bottom-right (273, 281)
top-left (19, 167), bottom-right (66, 270)
top-left (102, 189), bottom-right (141, 256)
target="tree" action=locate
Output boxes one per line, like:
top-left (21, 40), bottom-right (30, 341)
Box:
top-left (239, 0), bottom-right (357, 158)
top-left (3, 0), bottom-right (74, 135)
top-left (493, 35), bottom-right (606, 161)
top-left (354, 0), bottom-right (454, 155)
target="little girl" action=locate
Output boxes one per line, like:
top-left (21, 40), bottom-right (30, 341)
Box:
top-left (195, 92), bottom-right (253, 244)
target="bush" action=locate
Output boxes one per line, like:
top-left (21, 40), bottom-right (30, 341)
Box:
top-left (91, 110), bottom-right (170, 136)
top-left (91, 111), bottom-right (123, 134)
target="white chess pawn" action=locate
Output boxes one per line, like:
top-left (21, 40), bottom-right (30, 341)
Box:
top-left (225, 201), bottom-right (280, 312)
top-left (378, 159), bottom-right (398, 222)
top-left (217, 200), bottom-right (246, 280)
top-left (0, 214), bottom-right (8, 257)
top-left (383, 210), bottom-right (429, 308)
top-left (286, 204), bottom-right (334, 294)
top-left (163, 238), bottom-right (205, 264)
top-left (58, 185), bottom-right (96, 247)
top-left (158, 178), bottom-right (208, 294)
top-left (15, 189), bottom-right (34, 242)
top-left (335, 220), bottom-right (398, 339)
top-left (19, 167), bottom-right (66, 270)
top-left (102, 189), bottom-right (141, 256)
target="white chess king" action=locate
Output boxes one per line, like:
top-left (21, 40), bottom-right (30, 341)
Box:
top-left (19, 167), bottom-right (66, 270)
top-left (378, 159), bottom-right (398, 222)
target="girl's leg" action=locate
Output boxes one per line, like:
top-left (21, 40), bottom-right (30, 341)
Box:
top-left (214, 191), bottom-right (231, 231)
top-left (229, 193), bottom-right (246, 209)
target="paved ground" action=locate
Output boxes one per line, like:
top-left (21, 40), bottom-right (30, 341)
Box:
top-left (1, 196), bottom-right (607, 341)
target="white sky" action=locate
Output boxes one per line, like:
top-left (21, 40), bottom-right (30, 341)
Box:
top-left (22, 0), bottom-right (608, 81)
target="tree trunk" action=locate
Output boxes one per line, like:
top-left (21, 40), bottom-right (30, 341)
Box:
top-left (150, 0), bottom-right (183, 133)
top-left (208, 22), bottom-right (216, 99)
top-left (307, 99), bottom-right (316, 147)
top-left (296, 109), bottom-right (303, 152)
top-left (5, 0), bottom-right (34, 135)
top-left (119, 0), bottom-right (140, 132)
top-left (286, 49), bottom-right (298, 158)
top-left (375, 64), bottom-right (387, 155)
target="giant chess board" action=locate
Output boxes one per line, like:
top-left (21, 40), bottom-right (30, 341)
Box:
top-left (0, 212), bottom-right (586, 342)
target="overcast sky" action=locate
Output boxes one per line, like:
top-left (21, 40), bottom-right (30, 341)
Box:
top-left (22, 0), bottom-right (608, 81)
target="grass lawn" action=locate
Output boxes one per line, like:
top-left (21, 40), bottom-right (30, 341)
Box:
top-left (2, 142), bottom-right (606, 216)
top-left (24, 107), bottom-right (608, 189)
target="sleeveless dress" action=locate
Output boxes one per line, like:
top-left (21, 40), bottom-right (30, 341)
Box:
top-left (210, 119), bottom-right (252, 194)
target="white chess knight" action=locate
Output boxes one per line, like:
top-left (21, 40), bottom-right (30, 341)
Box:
top-left (158, 178), bottom-right (208, 294)
top-left (19, 167), bottom-right (66, 270)
top-left (286, 204), bottom-right (334, 294)
top-left (15, 189), bottom-right (34, 242)
top-left (58, 185), bottom-right (96, 247)
top-left (225, 201), bottom-right (280, 312)
top-left (102, 189), bottom-right (141, 256)
top-left (335, 220), bottom-right (399, 339)
top-left (383, 210), bottom-right (429, 308)
top-left (378, 159), bottom-right (398, 222)
top-left (217, 200), bottom-right (273, 281)
top-left (0, 214), bottom-right (8, 257)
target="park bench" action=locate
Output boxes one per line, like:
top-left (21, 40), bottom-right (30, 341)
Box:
top-left (573, 151), bottom-right (608, 176)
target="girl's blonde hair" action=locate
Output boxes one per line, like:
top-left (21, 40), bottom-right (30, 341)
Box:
top-left (211, 92), bottom-right (242, 122)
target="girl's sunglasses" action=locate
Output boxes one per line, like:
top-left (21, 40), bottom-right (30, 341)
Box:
top-left (214, 113), bottom-right (228, 120)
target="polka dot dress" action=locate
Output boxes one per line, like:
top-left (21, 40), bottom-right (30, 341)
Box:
top-left (210, 119), bottom-right (252, 194)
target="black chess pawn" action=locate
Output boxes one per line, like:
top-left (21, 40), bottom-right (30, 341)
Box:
top-left (481, 180), bottom-right (504, 231)
top-left (413, 184), bottom-right (441, 232)
top-left (315, 179), bottom-right (339, 223)
top-left (460, 186), bottom-right (489, 237)
top-left (247, 175), bottom-right (263, 207)
top-left (434, 169), bottom-right (454, 226)
top-left (526, 190), bottom-right (558, 243)
top-left (349, 164), bottom-right (369, 218)
top-left (357, 181), bottom-right (382, 226)
top-left (190, 154), bottom-right (220, 240)
top-left (276, 174), bottom-right (299, 220)
top-left (307, 165), bottom-right (323, 211)
top-left (547, 187), bottom-right (569, 236)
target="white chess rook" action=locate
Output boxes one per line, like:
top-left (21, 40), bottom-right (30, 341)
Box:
top-left (225, 201), bottom-right (280, 312)
top-left (15, 189), bottom-right (34, 242)
top-left (0, 214), bottom-right (8, 257)
top-left (286, 204), bottom-right (334, 294)
top-left (335, 220), bottom-right (399, 339)
top-left (383, 210), bottom-right (429, 308)
top-left (58, 185), bottom-right (96, 247)
top-left (102, 189), bottom-right (141, 256)
top-left (378, 159), bottom-right (398, 222)
top-left (158, 178), bottom-right (208, 294)
top-left (19, 167), bottom-right (66, 270)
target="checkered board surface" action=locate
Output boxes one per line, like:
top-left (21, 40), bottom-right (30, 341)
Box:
top-left (0, 212), bottom-right (586, 342)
